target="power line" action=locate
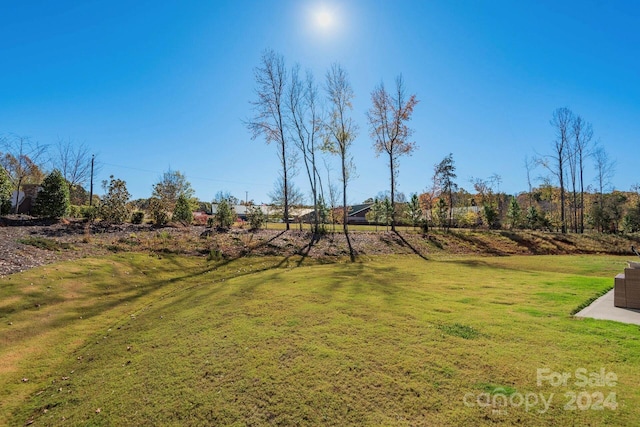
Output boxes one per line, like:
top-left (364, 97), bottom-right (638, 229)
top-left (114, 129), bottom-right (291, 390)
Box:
top-left (101, 162), bottom-right (271, 188)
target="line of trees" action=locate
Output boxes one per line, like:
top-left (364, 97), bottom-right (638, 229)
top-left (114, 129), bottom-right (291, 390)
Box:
top-left (246, 49), bottom-right (419, 257)
top-left (1, 134), bottom-right (99, 213)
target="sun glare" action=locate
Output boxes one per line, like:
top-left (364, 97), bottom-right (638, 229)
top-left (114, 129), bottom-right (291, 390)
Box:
top-left (303, 3), bottom-right (345, 41)
top-left (315, 10), bottom-right (333, 28)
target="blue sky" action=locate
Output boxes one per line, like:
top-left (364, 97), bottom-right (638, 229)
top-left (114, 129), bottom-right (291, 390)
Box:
top-left (1, 0), bottom-right (639, 204)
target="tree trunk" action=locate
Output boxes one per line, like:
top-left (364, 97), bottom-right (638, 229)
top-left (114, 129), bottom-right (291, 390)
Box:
top-left (342, 154), bottom-right (348, 233)
top-left (282, 139), bottom-right (290, 231)
top-left (389, 152), bottom-right (396, 232)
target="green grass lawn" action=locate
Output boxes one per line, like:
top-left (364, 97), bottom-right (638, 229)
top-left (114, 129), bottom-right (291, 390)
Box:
top-left (1, 253), bottom-right (639, 426)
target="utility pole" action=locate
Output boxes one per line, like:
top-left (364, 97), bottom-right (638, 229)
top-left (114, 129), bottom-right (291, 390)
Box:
top-left (89, 154), bottom-right (94, 206)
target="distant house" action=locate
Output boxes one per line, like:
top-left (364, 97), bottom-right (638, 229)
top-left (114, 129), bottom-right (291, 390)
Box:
top-left (347, 204), bottom-right (373, 224)
top-left (209, 204), bottom-right (249, 220)
top-left (10, 184), bottom-right (40, 214)
top-left (328, 204), bottom-right (374, 225)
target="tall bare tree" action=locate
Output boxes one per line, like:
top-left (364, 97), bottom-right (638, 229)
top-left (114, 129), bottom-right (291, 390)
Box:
top-left (367, 74), bottom-right (418, 231)
top-left (247, 49), bottom-right (292, 230)
top-left (524, 155), bottom-right (536, 208)
top-left (566, 128), bottom-right (579, 233)
top-left (51, 138), bottom-right (94, 201)
top-left (572, 116), bottom-right (593, 233)
top-left (539, 107), bottom-right (573, 233)
top-left (324, 63), bottom-right (358, 237)
top-left (288, 65), bottom-right (323, 234)
top-left (592, 144), bottom-right (615, 204)
top-left (1, 135), bottom-right (47, 213)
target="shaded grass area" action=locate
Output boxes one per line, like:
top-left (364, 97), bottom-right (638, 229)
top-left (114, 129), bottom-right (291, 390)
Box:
top-left (1, 254), bottom-right (639, 426)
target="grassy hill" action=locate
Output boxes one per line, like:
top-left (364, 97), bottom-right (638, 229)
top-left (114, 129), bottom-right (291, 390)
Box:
top-left (1, 252), bottom-right (639, 426)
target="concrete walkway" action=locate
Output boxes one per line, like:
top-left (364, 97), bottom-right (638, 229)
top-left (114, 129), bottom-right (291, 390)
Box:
top-left (575, 290), bottom-right (640, 326)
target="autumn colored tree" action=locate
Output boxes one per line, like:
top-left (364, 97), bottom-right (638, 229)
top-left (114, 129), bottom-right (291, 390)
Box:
top-left (367, 75), bottom-right (418, 231)
top-left (1, 135), bottom-right (47, 213)
top-left (324, 63), bottom-right (358, 259)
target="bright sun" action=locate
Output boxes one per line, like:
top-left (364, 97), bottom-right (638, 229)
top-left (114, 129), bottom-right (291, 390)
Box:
top-left (315, 9), bottom-right (333, 29)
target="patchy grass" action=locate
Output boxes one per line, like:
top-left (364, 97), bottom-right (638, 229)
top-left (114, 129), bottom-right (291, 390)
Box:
top-left (1, 254), bottom-right (639, 426)
top-left (18, 236), bottom-right (73, 251)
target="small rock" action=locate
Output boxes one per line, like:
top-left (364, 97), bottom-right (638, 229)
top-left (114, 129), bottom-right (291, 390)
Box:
top-left (21, 378), bottom-right (28, 383)
top-left (95, 408), bottom-right (101, 414)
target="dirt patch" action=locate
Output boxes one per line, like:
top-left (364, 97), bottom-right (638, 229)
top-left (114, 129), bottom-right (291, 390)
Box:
top-left (2, 217), bottom-right (640, 276)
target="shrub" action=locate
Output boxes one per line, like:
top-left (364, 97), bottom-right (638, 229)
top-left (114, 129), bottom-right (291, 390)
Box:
top-left (100, 176), bottom-right (131, 224)
top-left (33, 170), bottom-right (70, 219)
top-left (247, 205), bottom-right (265, 230)
top-left (172, 194), bottom-right (193, 224)
top-left (131, 211), bottom-right (145, 224)
top-left (206, 217), bottom-right (215, 228)
top-left (0, 166), bottom-right (11, 215)
top-left (149, 197), bottom-right (169, 226)
top-left (81, 205), bottom-right (98, 222)
top-left (214, 200), bottom-right (235, 230)
top-left (69, 205), bottom-right (82, 218)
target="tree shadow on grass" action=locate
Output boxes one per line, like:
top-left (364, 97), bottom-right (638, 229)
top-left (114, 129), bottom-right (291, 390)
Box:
top-left (393, 231), bottom-right (429, 261)
top-left (345, 230), bottom-right (356, 262)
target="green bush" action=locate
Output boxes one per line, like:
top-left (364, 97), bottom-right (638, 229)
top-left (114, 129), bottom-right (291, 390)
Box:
top-left (214, 200), bottom-right (235, 230)
top-left (81, 205), bottom-right (98, 221)
top-left (149, 197), bottom-right (169, 226)
top-left (33, 170), bottom-right (70, 219)
top-left (100, 176), bottom-right (131, 224)
top-left (1, 199), bottom-right (12, 216)
top-left (247, 205), bottom-right (265, 230)
top-left (0, 166), bottom-right (11, 215)
top-left (131, 211), bottom-right (145, 224)
top-left (172, 194), bottom-right (193, 224)
top-left (69, 205), bottom-right (81, 218)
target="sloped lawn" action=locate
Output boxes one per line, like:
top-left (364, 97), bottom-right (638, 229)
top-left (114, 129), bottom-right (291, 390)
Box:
top-left (1, 253), bottom-right (638, 426)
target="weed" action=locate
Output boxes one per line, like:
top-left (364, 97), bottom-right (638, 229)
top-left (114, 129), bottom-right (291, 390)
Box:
top-left (436, 322), bottom-right (482, 339)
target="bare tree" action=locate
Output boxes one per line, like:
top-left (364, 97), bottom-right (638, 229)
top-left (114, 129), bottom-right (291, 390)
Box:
top-left (367, 74), bottom-right (418, 231)
top-left (566, 131), bottom-right (579, 233)
top-left (539, 107), bottom-right (573, 233)
top-left (1, 135), bottom-right (47, 213)
top-left (524, 155), bottom-right (536, 208)
top-left (572, 116), bottom-right (593, 233)
top-left (324, 160), bottom-right (340, 232)
top-left (247, 49), bottom-right (292, 230)
top-left (51, 138), bottom-right (94, 202)
top-left (268, 176), bottom-right (305, 224)
top-left (288, 65), bottom-right (323, 234)
top-left (324, 63), bottom-right (358, 241)
top-left (592, 144), bottom-right (615, 203)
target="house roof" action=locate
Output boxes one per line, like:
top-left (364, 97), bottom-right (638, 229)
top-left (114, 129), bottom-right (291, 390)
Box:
top-left (348, 204), bottom-right (373, 216)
